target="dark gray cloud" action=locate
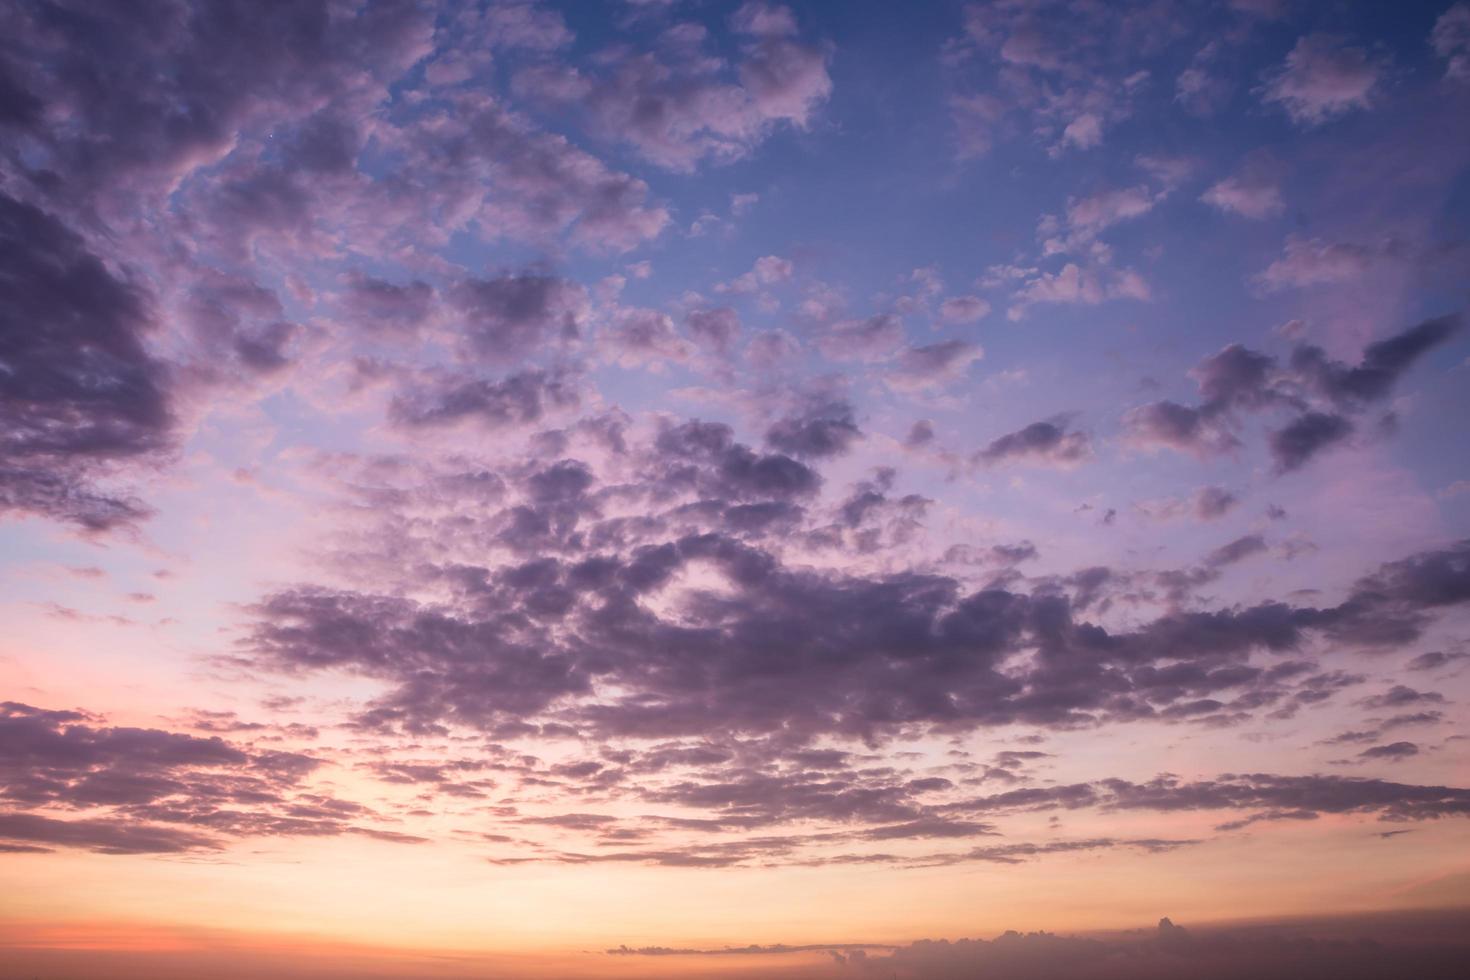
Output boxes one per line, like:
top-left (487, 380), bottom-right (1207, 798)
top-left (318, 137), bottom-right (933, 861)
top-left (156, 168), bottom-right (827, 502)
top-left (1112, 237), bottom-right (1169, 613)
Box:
top-left (458, 744), bottom-right (1470, 869)
top-left (608, 940), bottom-right (897, 957)
top-left (1206, 534), bottom-right (1268, 568)
top-left (905, 419), bottom-right (936, 447)
top-left (1290, 315), bottom-right (1461, 407)
top-left (513, 834), bottom-right (1194, 871)
top-left (0, 701), bottom-right (414, 854)
top-left (0, 1), bottom-right (680, 531)
top-left (831, 913), bottom-right (1470, 979)
top-left (887, 340), bottom-right (984, 390)
top-left (1152, 534), bottom-right (1270, 603)
top-left (388, 368), bottom-right (580, 430)
top-left (1134, 486), bottom-right (1244, 525)
top-left (456, 738), bottom-right (1470, 869)
top-left (181, 269), bottom-right (299, 377)
top-left (0, 194), bottom-right (172, 531)
top-left (832, 469), bottom-right (929, 548)
top-left (940, 771), bottom-right (1470, 823)
top-left (653, 420), bottom-right (822, 502)
top-left (1125, 316), bottom-right (1460, 469)
top-left (1322, 706), bottom-right (1444, 748)
top-left (376, 92), bottom-right (670, 252)
top-left (765, 400), bottom-right (862, 459)
top-left (818, 315), bottom-right (906, 362)
top-left (1269, 411), bottom-right (1354, 473)
top-left (1407, 650), bottom-right (1470, 671)
top-left (1194, 486), bottom-right (1239, 520)
top-left (1192, 343), bottom-right (1281, 411)
top-left (9, 2), bottom-right (1457, 881)
top-left (686, 307), bottom-right (741, 355)
top-left (341, 273), bottom-right (435, 332)
top-left (1356, 686), bottom-right (1445, 711)
top-left (1358, 741), bottom-right (1419, 760)
top-left (0, 0), bottom-right (433, 204)
top-left (601, 308), bottom-right (692, 368)
top-left (0, 811), bottom-right (220, 855)
top-left (1122, 399), bottom-right (1239, 457)
top-left (976, 416), bottom-right (1091, 468)
top-left (450, 274), bottom-right (588, 364)
top-left (242, 427), bottom-right (1470, 741)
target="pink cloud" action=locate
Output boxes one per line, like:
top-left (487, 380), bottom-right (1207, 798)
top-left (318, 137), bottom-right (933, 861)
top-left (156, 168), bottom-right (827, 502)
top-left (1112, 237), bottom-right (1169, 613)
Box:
top-left (1262, 34), bottom-right (1384, 125)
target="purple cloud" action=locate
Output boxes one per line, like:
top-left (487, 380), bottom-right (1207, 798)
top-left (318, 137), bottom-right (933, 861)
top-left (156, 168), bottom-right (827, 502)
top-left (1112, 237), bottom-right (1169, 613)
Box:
top-left (976, 416), bottom-right (1092, 468)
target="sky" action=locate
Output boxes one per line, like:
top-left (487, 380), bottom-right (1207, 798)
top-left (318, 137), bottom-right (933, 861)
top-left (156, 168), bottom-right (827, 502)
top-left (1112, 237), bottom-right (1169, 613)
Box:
top-left (1, 0), bottom-right (1470, 977)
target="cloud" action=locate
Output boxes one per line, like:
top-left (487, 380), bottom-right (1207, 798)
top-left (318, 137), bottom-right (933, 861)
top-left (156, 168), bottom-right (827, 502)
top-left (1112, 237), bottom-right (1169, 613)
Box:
top-left (938, 296), bottom-right (991, 323)
top-left (946, 0), bottom-right (1167, 158)
top-left (340, 273), bottom-right (435, 333)
top-left (609, 941), bottom-right (896, 957)
top-left (731, 2), bottom-right (800, 39)
top-left (1407, 651), bottom-right (1470, 671)
top-left (1357, 685), bottom-right (1446, 711)
top-left (514, 8), bottom-right (831, 171)
top-left (1136, 487), bottom-right (1239, 522)
top-left (1151, 534), bottom-right (1270, 604)
top-left (834, 914), bottom-right (1470, 978)
top-left (1201, 157), bottom-right (1285, 219)
top-left (905, 420), bottom-right (936, 448)
top-left (1206, 534), bottom-right (1268, 568)
top-left (819, 315), bottom-right (907, 363)
top-left (1261, 34), bottom-right (1384, 125)
top-left (1255, 236), bottom-right (1378, 290)
top-left (1123, 401), bottom-right (1240, 458)
top-left (0, 0), bottom-right (673, 296)
top-left (476, 0), bottom-right (573, 51)
top-left (765, 401), bottom-right (863, 458)
top-left (180, 269), bottom-right (299, 377)
top-left (0, 194), bottom-right (172, 532)
top-left (1075, 771), bottom-right (1470, 822)
top-left (490, 763), bottom-right (1470, 868)
top-left (975, 416), bottom-right (1092, 468)
top-left (217, 506), bottom-right (1470, 864)
top-left (602, 309), bottom-right (694, 369)
top-left (6, 0), bottom-right (1465, 898)
top-left (1435, 4), bottom-right (1470, 81)
top-left (0, 811), bottom-right (220, 856)
top-left (450, 274), bottom-right (589, 365)
top-left (1060, 186), bottom-right (1157, 243)
top-left (1176, 47), bottom-right (1231, 116)
top-left (388, 368), bottom-right (581, 430)
top-left (241, 379), bottom-right (1470, 745)
top-left (1358, 741), bottom-right (1419, 761)
top-left (654, 421), bottom-right (823, 503)
top-left (610, 910), bottom-right (1470, 980)
top-left (719, 255), bottom-right (796, 295)
top-left (686, 308), bottom-right (742, 355)
top-left (1290, 315), bottom-right (1461, 407)
top-left (382, 94), bottom-right (672, 253)
top-left (1124, 317), bottom-right (1459, 469)
top-left (830, 469), bottom-right (929, 548)
top-left (887, 341), bottom-right (985, 392)
top-left (1007, 264), bottom-right (1149, 319)
top-left (1268, 411), bottom-right (1354, 473)
top-left (534, 834), bottom-right (1195, 871)
top-left (1123, 340), bottom-right (1290, 456)
top-left (0, 701), bottom-right (411, 854)
top-left (0, 0), bottom-right (434, 203)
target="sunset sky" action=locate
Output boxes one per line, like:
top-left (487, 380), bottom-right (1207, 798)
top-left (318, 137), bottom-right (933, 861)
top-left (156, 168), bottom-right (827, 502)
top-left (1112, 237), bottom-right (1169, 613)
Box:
top-left (2, 1), bottom-right (1470, 977)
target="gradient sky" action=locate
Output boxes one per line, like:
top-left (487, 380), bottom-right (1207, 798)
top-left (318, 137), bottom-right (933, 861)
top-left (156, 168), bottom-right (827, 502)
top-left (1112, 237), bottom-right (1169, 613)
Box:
top-left (2, 1), bottom-right (1470, 977)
